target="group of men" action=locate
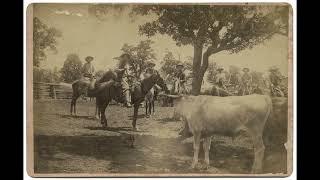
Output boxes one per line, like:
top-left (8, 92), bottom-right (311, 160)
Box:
top-left (80, 54), bottom-right (284, 107)
top-left (214, 66), bottom-right (253, 96)
top-left (214, 66), bottom-right (284, 96)
top-left (80, 53), bottom-right (159, 107)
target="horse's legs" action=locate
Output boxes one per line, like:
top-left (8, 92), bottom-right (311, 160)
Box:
top-left (100, 100), bottom-right (110, 127)
top-left (132, 103), bottom-right (139, 130)
top-left (152, 100), bottom-right (155, 115)
top-left (95, 98), bottom-right (100, 119)
top-left (70, 98), bottom-right (74, 115)
top-left (71, 94), bottom-right (79, 116)
top-left (148, 101), bottom-right (152, 116)
top-left (145, 100), bottom-right (148, 117)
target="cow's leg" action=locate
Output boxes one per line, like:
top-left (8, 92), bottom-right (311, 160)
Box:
top-left (251, 135), bottom-right (265, 173)
top-left (191, 132), bottom-right (201, 169)
top-left (203, 136), bottom-right (212, 168)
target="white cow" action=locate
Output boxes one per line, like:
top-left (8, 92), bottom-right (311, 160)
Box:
top-left (173, 94), bottom-right (272, 173)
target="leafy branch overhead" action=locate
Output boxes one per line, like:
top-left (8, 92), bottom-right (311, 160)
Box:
top-left (132, 5), bottom-right (289, 54)
top-left (116, 40), bottom-right (157, 78)
top-left (130, 4), bottom-right (289, 94)
top-left (33, 17), bottom-right (62, 67)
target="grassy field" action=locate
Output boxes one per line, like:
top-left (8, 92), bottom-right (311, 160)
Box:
top-left (32, 99), bottom-right (287, 175)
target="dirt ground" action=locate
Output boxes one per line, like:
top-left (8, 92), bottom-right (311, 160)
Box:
top-left (32, 99), bottom-right (287, 175)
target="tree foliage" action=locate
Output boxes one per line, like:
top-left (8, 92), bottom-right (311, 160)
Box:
top-left (131, 4), bottom-right (289, 94)
top-left (116, 40), bottom-right (157, 78)
top-left (33, 17), bottom-right (62, 67)
top-left (33, 66), bottom-right (61, 83)
top-left (60, 54), bottom-right (83, 83)
top-left (160, 50), bottom-right (193, 78)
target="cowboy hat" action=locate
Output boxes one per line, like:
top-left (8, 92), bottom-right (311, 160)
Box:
top-left (217, 66), bottom-right (224, 71)
top-left (147, 60), bottom-right (156, 67)
top-left (242, 67), bottom-right (250, 72)
top-left (120, 53), bottom-right (131, 59)
top-left (269, 66), bottom-right (279, 72)
top-left (176, 63), bottom-right (184, 68)
top-left (85, 56), bottom-right (94, 62)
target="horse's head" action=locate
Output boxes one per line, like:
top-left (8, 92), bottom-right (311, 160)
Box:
top-left (151, 73), bottom-right (169, 94)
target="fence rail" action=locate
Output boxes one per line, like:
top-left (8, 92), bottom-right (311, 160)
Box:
top-left (33, 82), bottom-right (73, 99)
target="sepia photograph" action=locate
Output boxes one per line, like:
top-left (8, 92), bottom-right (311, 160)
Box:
top-left (26, 3), bottom-right (293, 177)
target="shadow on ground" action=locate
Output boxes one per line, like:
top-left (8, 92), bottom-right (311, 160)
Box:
top-left (34, 133), bottom-right (287, 174)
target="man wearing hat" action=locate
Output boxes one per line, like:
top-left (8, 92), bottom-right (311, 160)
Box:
top-left (82, 56), bottom-right (96, 90)
top-left (269, 66), bottom-right (284, 97)
top-left (173, 63), bottom-right (186, 94)
top-left (240, 67), bottom-right (252, 95)
top-left (117, 53), bottom-right (135, 107)
top-left (215, 66), bottom-right (227, 90)
top-left (143, 60), bottom-right (157, 79)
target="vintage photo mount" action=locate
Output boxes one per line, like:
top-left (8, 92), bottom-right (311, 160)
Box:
top-left (26, 2), bottom-right (294, 177)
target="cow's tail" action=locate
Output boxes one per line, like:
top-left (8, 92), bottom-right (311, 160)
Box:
top-left (263, 96), bottom-right (273, 125)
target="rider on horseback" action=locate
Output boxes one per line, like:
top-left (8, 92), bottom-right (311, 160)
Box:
top-left (82, 56), bottom-right (96, 96)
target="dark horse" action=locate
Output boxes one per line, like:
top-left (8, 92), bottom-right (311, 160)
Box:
top-left (130, 73), bottom-right (168, 130)
top-left (70, 70), bottom-right (123, 116)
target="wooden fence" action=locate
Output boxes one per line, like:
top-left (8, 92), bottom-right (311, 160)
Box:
top-left (33, 82), bottom-right (73, 99)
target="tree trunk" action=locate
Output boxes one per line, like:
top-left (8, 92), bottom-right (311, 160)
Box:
top-left (191, 44), bottom-right (215, 95)
top-left (191, 44), bottom-right (203, 95)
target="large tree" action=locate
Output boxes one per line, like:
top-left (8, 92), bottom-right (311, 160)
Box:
top-left (131, 5), bottom-right (289, 95)
top-left (115, 40), bottom-right (156, 78)
top-left (60, 54), bottom-right (82, 83)
top-left (33, 17), bottom-right (62, 67)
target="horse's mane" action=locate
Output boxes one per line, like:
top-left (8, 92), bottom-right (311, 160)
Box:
top-left (97, 69), bottom-right (117, 83)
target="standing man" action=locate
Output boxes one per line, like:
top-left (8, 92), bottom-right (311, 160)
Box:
top-left (240, 67), bottom-right (252, 95)
top-left (117, 53), bottom-right (134, 107)
top-left (215, 66), bottom-right (227, 90)
top-left (173, 63), bottom-right (186, 94)
top-left (269, 66), bottom-right (284, 97)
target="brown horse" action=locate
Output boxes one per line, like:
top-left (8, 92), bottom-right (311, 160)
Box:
top-left (130, 73), bottom-right (169, 131)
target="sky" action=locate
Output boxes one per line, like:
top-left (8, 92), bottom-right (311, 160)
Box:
top-left (32, 4), bottom-right (289, 75)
